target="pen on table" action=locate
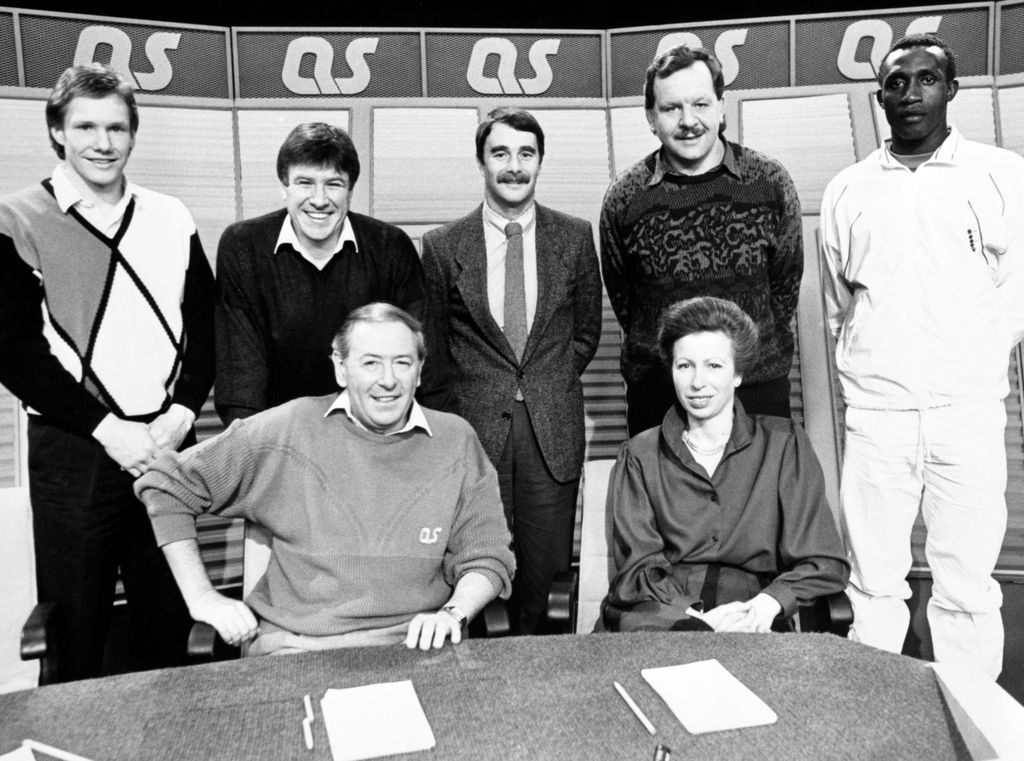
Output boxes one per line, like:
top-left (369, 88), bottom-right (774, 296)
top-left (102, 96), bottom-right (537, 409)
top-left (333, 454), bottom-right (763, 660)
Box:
top-left (303, 693), bottom-right (314, 723)
top-left (302, 717), bottom-right (314, 751)
top-left (301, 694), bottom-right (314, 750)
top-left (613, 680), bottom-right (657, 735)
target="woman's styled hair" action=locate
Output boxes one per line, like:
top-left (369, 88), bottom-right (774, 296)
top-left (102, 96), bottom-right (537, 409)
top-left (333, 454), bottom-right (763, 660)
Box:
top-left (657, 296), bottom-right (759, 375)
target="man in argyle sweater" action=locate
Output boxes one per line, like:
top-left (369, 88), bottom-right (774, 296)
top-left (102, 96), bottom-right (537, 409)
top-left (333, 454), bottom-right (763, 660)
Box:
top-left (0, 64), bottom-right (215, 681)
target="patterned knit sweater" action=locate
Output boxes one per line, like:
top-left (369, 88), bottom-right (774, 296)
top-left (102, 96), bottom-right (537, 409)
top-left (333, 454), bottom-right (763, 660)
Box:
top-left (599, 142), bottom-right (803, 387)
top-left (138, 395), bottom-right (515, 638)
top-left (0, 180), bottom-right (215, 432)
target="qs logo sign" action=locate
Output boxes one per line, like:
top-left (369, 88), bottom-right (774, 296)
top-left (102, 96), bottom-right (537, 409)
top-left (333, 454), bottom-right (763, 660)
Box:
top-left (466, 37), bottom-right (561, 95)
top-left (74, 25), bottom-right (181, 91)
top-left (836, 16), bottom-right (942, 80)
top-left (281, 36), bottom-right (379, 95)
top-left (656, 30), bottom-right (749, 86)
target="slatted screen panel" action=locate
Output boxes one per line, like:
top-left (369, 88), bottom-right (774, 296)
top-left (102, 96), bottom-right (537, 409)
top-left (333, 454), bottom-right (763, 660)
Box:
top-left (999, 85), bottom-right (1024, 157)
top-left (0, 99), bottom-right (57, 194)
top-left (129, 106), bottom-right (236, 267)
top-left (0, 388), bottom-right (20, 489)
top-left (236, 110), bottom-right (351, 220)
top-left (740, 93), bottom-right (858, 215)
top-left (372, 108), bottom-right (480, 223)
top-left (609, 106), bottom-right (659, 175)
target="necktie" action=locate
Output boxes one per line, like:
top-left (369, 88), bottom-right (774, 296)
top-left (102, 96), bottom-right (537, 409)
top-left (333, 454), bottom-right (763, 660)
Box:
top-left (503, 221), bottom-right (527, 361)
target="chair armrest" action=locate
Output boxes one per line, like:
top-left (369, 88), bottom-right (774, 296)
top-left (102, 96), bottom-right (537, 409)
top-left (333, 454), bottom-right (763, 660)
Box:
top-left (21, 602), bottom-right (59, 686)
top-left (823, 591), bottom-right (854, 637)
top-left (797, 591), bottom-right (853, 636)
top-left (187, 622), bottom-right (240, 663)
top-left (470, 598), bottom-right (511, 638)
top-left (20, 602), bottom-right (56, 662)
top-left (546, 569), bottom-right (578, 634)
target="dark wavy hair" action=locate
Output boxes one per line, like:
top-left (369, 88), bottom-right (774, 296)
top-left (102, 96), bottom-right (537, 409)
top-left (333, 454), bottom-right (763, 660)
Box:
top-left (657, 297), bottom-right (759, 376)
top-left (475, 106), bottom-right (545, 164)
top-left (46, 63), bottom-right (138, 160)
top-left (277, 122), bottom-right (360, 187)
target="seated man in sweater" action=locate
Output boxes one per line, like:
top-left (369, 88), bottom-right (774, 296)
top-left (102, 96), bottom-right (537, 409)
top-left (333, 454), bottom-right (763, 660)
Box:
top-left (135, 303), bottom-right (515, 654)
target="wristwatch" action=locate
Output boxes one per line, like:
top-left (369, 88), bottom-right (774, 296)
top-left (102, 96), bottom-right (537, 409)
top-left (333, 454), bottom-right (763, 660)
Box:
top-left (440, 604), bottom-right (468, 628)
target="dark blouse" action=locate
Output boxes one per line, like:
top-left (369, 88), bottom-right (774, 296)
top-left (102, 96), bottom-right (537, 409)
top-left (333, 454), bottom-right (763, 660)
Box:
top-left (602, 401), bottom-right (849, 632)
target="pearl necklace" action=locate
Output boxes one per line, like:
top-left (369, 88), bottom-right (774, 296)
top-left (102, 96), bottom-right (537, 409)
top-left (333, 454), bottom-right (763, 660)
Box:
top-left (682, 429), bottom-right (727, 456)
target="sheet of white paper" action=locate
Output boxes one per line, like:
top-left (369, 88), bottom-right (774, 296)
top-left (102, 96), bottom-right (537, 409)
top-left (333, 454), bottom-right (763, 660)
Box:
top-left (320, 680), bottom-right (436, 761)
top-left (0, 746), bottom-right (34, 761)
top-left (641, 659), bottom-right (777, 734)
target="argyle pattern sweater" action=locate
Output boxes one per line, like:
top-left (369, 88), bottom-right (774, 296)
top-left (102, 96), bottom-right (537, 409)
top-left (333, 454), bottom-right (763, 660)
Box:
top-left (0, 181), bottom-right (215, 434)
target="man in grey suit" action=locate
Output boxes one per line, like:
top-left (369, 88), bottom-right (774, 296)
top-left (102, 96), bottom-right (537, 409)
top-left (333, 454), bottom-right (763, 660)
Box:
top-left (422, 107), bottom-right (603, 634)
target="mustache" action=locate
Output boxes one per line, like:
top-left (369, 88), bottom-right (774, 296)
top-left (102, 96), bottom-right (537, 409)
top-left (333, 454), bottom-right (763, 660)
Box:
top-left (675, 128), bottom-right (707, 138)
top-left (497, 171), bottom-right (531, 184)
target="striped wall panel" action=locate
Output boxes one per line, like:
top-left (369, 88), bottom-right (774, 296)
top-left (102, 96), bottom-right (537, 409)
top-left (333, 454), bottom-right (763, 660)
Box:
top-left (0, 388), bottom-right (19, 490)
top-left (372, 107), bottom-right (480, 223)
top-left (999, 85), bottom-right (1024, 157)
top-left (0, 99), bottom-right (56, 195)
top-left (740, 93), bottom-right (857, 214)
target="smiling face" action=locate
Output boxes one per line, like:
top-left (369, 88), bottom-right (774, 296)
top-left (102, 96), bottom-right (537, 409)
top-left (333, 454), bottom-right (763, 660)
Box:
top-left (671, 330), bottom-right (741, 426)
top-left (49, 93), bottom-right (135, 203)
top-left (479, 122), bottom-right (541, 218)
top-left (646, 62), bottom-right (726, 176)
top-left (333, 320), bottom-right (422, 435)
top-left (282, 163), bottom-right (352, 257)
top-left (877, 45), bottom-right (957, 155)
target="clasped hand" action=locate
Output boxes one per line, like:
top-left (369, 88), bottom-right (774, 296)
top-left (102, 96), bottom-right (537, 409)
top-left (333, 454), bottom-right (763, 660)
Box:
top-left (92, 405), bottom-right (195, 477)
top-left (700, 593), bottom-right (782, 633)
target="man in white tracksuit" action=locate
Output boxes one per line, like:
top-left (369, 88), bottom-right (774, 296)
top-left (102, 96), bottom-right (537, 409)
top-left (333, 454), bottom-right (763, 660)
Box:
top-left (820, 33), bottom-right (1024, 678)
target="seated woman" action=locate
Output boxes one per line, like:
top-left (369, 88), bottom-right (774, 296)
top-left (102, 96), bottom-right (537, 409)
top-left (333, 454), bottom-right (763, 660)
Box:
top-left (601, 297), bottom-right (849, 633)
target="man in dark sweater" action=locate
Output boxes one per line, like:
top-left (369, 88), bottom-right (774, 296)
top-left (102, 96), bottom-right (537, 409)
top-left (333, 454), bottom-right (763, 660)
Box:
top-left (215, 122), bottom-right (429, 424)
top-left (600, 45), bottom-right (803, 435)
top-left (138, 304), bottom-right (514, 654)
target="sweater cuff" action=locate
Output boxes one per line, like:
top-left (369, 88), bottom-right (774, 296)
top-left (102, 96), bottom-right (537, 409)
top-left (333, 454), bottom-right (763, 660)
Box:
top-left (147, 503), bottom-right (200, 547)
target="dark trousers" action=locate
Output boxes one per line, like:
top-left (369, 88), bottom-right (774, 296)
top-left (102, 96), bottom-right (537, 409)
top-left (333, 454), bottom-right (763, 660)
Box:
top-left (625, 370), bottom-right (792, 437)
top-left (496, 401), bottom-right (579, 636)
top-left (28, 416), bottom-right (192, 682)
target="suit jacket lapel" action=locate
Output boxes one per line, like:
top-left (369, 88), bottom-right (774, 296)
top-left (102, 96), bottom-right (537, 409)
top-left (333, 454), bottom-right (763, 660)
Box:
top-left (454, 206), bottom-right (517, 363)
top-left (523, 204), bottom-right (567, 364)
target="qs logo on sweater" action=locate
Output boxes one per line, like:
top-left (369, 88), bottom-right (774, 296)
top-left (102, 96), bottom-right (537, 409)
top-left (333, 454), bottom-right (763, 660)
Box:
top-left (419, 527), bottom-right (443, 545)
top-left (836, 16), bottom-right (942, 80)
top-left (466, 37), bottom-right (561, 95)
top-left (281, 36), bottom-right (379, 95)
top-left (74, 25), bottom-right (181, 91)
